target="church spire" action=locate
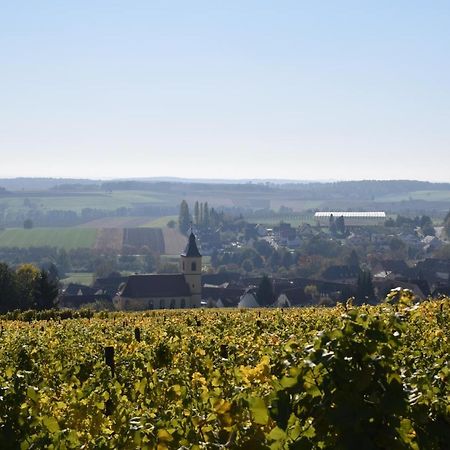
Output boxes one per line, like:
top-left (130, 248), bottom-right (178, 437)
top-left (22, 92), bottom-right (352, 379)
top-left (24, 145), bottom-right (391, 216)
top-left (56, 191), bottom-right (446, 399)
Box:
top-left (181, 230), bottom-right (202, 257)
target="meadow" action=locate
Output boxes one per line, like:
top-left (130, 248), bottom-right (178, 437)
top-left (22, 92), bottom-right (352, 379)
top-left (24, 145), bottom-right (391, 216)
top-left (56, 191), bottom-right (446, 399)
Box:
top-left (0, 295), bottom-right (448, 449)
top-left (0, 228), bottom-right (97, 250)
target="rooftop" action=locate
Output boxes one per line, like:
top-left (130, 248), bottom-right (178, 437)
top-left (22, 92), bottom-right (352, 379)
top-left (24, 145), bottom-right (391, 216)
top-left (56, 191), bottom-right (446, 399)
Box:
top-left (314, 212), bottom-right (386, 218)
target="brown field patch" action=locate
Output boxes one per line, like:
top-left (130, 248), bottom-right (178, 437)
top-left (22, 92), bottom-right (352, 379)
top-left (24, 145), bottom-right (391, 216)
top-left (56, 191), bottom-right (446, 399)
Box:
top-left (94, 228), bottom-right (124, 251)
top-left (78, 217), bottom-right (155, 228)
top-left (162, 227), bottom-right (188, 255)
top-left (123, 228), bottom-right (165, 253)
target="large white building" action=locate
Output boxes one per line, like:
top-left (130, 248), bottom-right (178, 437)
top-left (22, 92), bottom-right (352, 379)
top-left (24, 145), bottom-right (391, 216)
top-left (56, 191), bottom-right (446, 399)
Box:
top-left (314, 211), bottom-right (386, 227)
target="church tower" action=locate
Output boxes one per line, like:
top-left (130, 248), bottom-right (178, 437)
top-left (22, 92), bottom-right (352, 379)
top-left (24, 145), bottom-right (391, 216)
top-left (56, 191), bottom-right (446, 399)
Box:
top-left (180, 231), bottom-right (202, 307)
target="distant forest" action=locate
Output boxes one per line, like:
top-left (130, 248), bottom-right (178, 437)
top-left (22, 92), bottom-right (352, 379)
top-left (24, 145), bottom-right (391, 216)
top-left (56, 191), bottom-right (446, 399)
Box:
top-left (1, 178), bottom-right (450, 199)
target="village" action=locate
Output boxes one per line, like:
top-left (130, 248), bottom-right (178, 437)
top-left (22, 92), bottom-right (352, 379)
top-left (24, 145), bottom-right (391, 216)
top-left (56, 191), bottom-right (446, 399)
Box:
top-left (59, 207), bottom-right (450, 310)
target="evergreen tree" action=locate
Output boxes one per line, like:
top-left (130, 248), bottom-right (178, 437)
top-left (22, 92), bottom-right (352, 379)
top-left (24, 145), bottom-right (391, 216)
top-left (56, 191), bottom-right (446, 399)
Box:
top-left (356, 270), bottom-right (375, 304)
top-left (445, 210), bottom-right (450, 238)
top-left (0, 263), bottom-right (18, 313)
top-left (335, 215), bottom-right (346, 236)
top-left (346, 250), bottom-right (360, 267)
top-left (178, 200), bottom-right (191, 235)
top-left (194, 201), bottom-right (200, 225)
top-left (33, 270), bottom-right (59, 310)
top-left (203, 202), bottom-right (209, 228)
top-left (256, 275), bottom-right (274, 307)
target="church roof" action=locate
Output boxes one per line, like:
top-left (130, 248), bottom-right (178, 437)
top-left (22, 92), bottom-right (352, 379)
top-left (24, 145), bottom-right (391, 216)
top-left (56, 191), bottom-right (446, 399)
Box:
top-left (181, 231), bottom-right (202, 257)
top-left (120, 274), bottom-right (191, 298)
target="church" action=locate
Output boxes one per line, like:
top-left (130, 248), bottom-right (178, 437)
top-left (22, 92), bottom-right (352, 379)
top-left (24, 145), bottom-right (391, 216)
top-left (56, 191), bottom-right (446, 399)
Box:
top-left (113, 231), bottom-right (202, 310)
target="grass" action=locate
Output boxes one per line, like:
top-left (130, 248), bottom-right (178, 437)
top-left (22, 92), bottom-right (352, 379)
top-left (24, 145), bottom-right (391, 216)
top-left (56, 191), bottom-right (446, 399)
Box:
top-left (61, 272), bottom-right (95, 286)
top-left (246, 214), bottom-right (316, 227)
top-left (141, 216), bottom-right (178, 228)
top-left (375, 190), bottom-right (450, 202)
top-left (0, 228), bottom-right (98, 250)
top-left (1, 190), bottom-right (164, 213)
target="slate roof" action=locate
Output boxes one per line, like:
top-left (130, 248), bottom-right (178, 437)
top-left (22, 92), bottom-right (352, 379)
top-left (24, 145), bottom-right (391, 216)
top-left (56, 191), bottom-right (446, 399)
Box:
top-left (322, 265), bottom-right (360, 280)
top-left (63, 283), bottom-right (96, 296)
top-left (181, 232), bottom-right (202, 257)
top-left (278, 288), bottom-right (313, 306)
top-left (381, 260), bottom-right (410, 275)
top-left (59, 294), bottom-right (111, 307)
top-left (120, 274), bottom-right (191, 298)
top-left (202, 272), bottom-right (241, 286)
top-left (202, 286), bottom-right (245, 305)
top-left (92, 276), bottom-right (128, 296)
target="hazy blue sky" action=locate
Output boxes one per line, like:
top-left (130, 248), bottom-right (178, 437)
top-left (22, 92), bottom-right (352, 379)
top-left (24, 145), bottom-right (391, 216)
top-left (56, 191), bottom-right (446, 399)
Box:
top-left (1, 1), bottom-right (449, 181)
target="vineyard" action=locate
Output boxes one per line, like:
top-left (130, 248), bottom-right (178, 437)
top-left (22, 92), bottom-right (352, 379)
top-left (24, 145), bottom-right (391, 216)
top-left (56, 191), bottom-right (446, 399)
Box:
top-left (0, 294), bottom-right (449, 449)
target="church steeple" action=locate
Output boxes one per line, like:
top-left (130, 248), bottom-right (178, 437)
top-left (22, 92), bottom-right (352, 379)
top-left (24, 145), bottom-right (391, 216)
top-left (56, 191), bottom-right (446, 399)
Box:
top-left (182, 230), bottom-right (202, 257)
top-left (180, 230), bottom-right (202, 307)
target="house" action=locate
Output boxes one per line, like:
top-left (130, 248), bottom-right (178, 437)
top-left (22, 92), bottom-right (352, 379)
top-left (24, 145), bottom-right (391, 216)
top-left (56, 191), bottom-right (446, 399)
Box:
top-left (374, 280), bottom-right (426, 301)
top-left (92, 275), bottom-right (128, 297)
top-left (276, 288), bottom-right (313, 307)
top-left (255, 224), bottom-right (268, 237)
top-left (59, 293), bottom-right (112, 308)
top-left (321, 265), bottom-right (360, 282)
top-left (62, 283), bottom-right (96, 296)
top-left (421, 235), bottom-right (444, 253)
top-left (202, 284), bottom-right (245, 308)
top-left (238, 287), bottom-right (260, 308)
top-left (114, 231), bottom-right (202, 310)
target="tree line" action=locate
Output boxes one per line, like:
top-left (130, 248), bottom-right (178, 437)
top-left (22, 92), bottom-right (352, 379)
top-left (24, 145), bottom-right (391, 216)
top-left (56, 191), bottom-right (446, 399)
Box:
top-left (178, 200), bottom-right (225, 234)
top-left (0, 263), bottom-right (59, 313)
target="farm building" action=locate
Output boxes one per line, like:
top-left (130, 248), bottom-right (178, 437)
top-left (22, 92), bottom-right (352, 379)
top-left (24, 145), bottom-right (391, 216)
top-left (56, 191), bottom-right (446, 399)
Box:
top-left (114, 231), bottom-right (202, 310)
top-left (314, 211), bottom-right (386, 227)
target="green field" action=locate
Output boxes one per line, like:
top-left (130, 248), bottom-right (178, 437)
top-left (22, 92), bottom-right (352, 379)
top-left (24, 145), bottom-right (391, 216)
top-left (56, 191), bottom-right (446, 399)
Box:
top-left (247, 214), bottom-right (316, 227)
top-left (0, 228), bottom-right (97, 250)
top-left (0, 190), bottom-right (164, 214)
top-left (375, 190), bottom-right (450, 202)
top-left (141, 215), bottom-right (178, 228)
top-left (61, 272), bottom-right (95, 285)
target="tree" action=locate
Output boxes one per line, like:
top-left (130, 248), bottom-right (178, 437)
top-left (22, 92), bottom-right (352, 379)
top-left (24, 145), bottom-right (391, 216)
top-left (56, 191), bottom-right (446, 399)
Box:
top-left (0, 263), bottom-right (18, 312)
top-left (256, 275), bottom-right (274, 307)
top-left (93, 256), bottom-right (118, 279)
top-left (33, 270), bottom-right (59, 310)
top-left (16, 264), bottom-right (40, 310)
top-left (194, 201), bottom-right (200, 226)
top-left (203, 202), bottom-right (209, 228)
top-left (144, 252), bottom-right (159, 273)
top-left (389, 237), bottom-right (407, 258)
top-left (444, 210), bottom-right (450, 238)
top-left (242, 258), bottom-right (254, 274)
top-left (23, 218), bottom-right (33, 229)
top-left (356, 270), bottom-right (375, 304)
top-left (335, 215), bottom-right (346, 235)
top-left (346, 249), bottom-right (360, 267)
top-left (304, 284), bottom-right (319, 302)
top-left (253, 240), bottom-right (273, 258)
top-left (178, 200), bottom-right (191, 235)
top-left (56, 248), bottom-right (71, 274)
top-left (167, 219), bottom-right (176, 228)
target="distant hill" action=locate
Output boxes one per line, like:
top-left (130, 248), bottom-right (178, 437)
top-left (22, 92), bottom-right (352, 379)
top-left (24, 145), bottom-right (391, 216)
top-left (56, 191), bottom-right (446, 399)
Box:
top-left (0, 178), bottom-right (101, 190)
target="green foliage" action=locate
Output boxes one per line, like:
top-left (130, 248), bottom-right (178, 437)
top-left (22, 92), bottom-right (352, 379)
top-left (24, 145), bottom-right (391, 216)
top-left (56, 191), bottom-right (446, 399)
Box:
top-left (23, 218), bottom-right (33, 229)
top-left (268, 305), bottom-right (410, 448)
top-left (178, 200), bottom-right (191, 235)
top-left (256, 275), bottom-right (274, 306)
top-left (356, 269), bottom-right (375, 304)
top-left (0, 296), bottom-right (448, 448)
top-left (33, 270), bottom-right (59, 310)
